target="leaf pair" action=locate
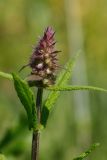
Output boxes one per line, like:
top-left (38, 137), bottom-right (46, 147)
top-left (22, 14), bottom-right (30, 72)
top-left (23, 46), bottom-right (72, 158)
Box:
top-left (0, 54), bottom-right (107, 130)
top-left (0, 54), bottom-right (79, 130)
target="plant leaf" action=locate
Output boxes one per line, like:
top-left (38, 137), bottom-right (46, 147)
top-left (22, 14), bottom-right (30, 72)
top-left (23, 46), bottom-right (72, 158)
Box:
top-left (47, 85), bottom-right (107, 92)
top-left (12, 73), bottom-right (37, 130)
top-left (73, 143), bottom-right (100, 160)
top-left (0, 71), bottom-right (13, 80)
top-left (41, 53), bottom-right (79, 127)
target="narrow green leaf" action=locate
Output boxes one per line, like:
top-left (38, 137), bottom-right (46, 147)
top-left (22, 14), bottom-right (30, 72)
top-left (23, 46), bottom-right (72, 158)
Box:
top-left (73, 143), bottom-right (100, 160)
top-left (12, 73), bottom-right (37, 130)
top-left (41, 53), bottom-right (79, 127)
top-left (47, 85), bottom-right (107, 92)
top-left (0, 71), bottom-right (13, 80)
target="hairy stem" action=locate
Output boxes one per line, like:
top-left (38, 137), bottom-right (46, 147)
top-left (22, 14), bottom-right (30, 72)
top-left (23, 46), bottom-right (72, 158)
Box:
top-left (32, 88), bottom-right (43, 160)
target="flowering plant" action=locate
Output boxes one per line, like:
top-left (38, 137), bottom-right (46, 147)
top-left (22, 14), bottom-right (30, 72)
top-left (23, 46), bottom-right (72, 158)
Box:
top-left (0, 27), bottom-right (106, 160)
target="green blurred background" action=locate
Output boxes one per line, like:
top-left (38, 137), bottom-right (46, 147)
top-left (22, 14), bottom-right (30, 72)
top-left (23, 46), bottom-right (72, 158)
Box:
top-left (0, 0), bottom-right (107, 159)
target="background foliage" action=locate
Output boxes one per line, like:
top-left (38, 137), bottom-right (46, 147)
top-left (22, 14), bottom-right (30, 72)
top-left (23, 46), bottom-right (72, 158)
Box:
top-left (0, 0), bottom-right (107, 159)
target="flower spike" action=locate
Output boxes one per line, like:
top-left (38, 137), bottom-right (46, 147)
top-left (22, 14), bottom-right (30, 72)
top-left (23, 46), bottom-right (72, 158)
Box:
top-left (29, 27), bottom-right (60, 87)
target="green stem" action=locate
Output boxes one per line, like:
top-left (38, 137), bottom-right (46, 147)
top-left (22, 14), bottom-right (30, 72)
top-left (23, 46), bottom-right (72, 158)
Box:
top-left (31, 88), bottom-right (43, 160)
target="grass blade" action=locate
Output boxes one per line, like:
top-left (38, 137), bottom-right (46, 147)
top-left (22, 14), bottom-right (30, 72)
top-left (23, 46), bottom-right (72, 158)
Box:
top-left (73, 143), bottom-right (100, 160)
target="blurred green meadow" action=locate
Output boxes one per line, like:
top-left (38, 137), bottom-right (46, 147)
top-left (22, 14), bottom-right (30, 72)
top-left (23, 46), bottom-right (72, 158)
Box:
top-left (0, 0), bottom-right (107, 159)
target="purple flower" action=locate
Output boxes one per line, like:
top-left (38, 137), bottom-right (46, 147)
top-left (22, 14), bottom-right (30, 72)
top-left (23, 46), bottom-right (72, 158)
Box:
top-left (29, 27), bottom-right (60, 87)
